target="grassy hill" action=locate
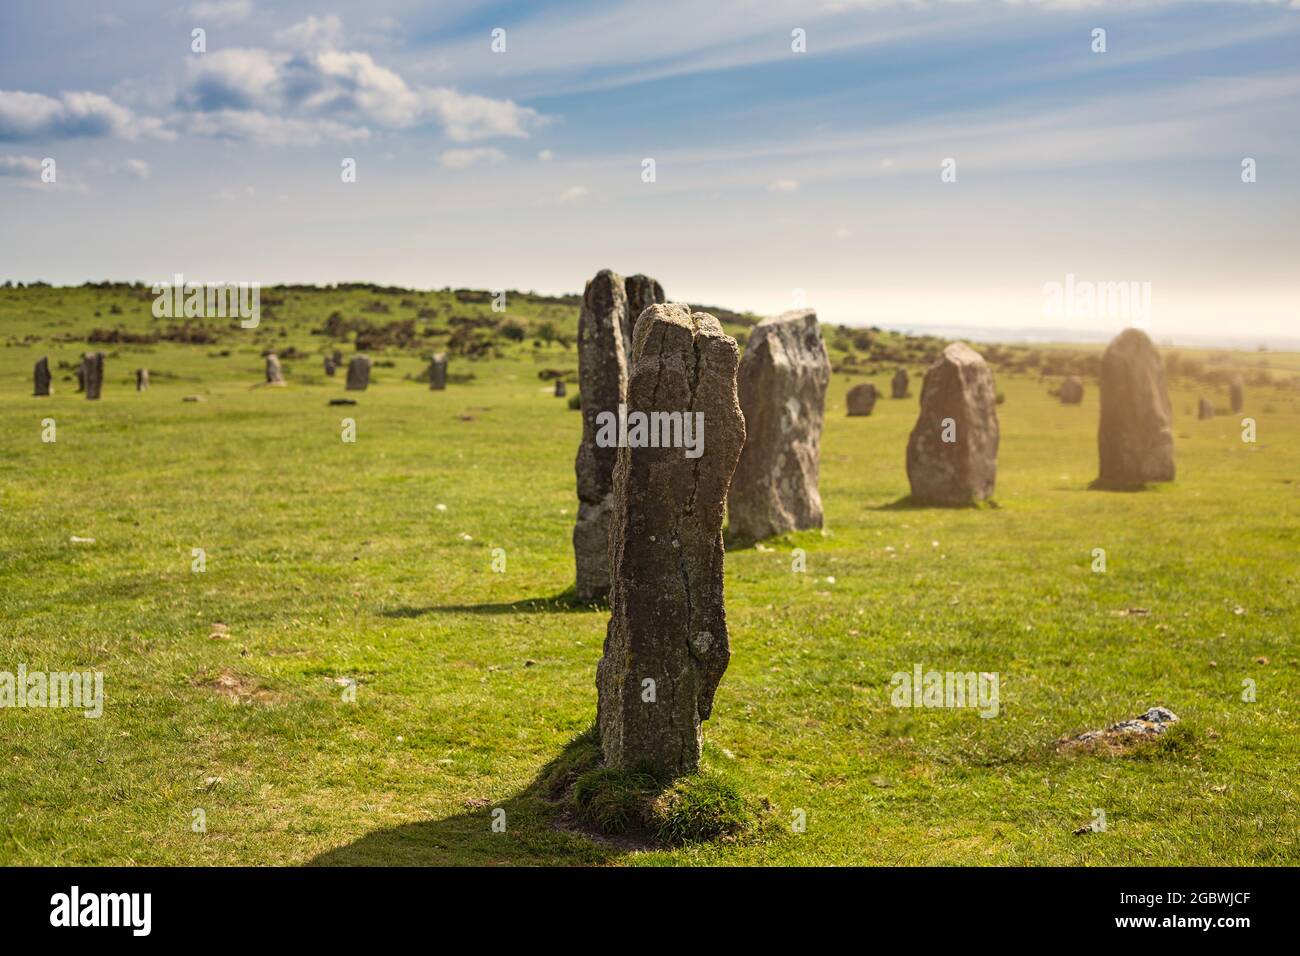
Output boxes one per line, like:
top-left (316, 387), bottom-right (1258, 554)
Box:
top-left (1, 282), bottom-right (1297, 864)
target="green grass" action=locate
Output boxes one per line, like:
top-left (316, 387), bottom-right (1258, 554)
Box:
top-left (1, 284), bottom-right (1298, 865)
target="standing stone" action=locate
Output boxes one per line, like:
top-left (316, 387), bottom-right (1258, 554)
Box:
top-left (1096, 328), bottom-right (1175, 488)
top-left (554, 379), bottom-right (567, 398)
top-left (1060, 375), bottom-right (1084, 404)
top-left (846, 382), bottom-right (878, 416)
top-left (597, 305), bottom-right (745, 777)
top-left (33, 357), bottom-right (52, 396)
top-left (75, 365), bottom-right (85, 393)
top-left (82, 352), bottom-right (104, 401)
top-left (265, 352), bottom-right (285, 386)
top-left (332, 349), bottom-right (344, 367)
top-left (728, 309), bottom-right (829, 545)
top-left (573, 270), bottom-right (629, 601)
top-left (1198, 397), bottom-right (1215, 420)
top-left (905, 343), bottom-right (999, 505)
top-left (428, 353), bottom-right (447, 390)
top-left (1230, 377), bottom-right (1244, 413)
top-left (324, 356), bottom-right (336, 377)
top-left (346, 355), bottom-right (371, 391)
top-left (622, 273), bottom-right (665, 357)
top-left (136, 368), bottom-right (149, 391)
top-left (891, 368), bottom-right (910, 399)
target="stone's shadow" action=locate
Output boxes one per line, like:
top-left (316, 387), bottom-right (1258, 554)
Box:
top-left (381, 589), bottom-right (606, 617)
top-left (1087, 478), bottom-right (1164, 492)
top-left (874, 495), bottom-right (993, 511)
top-left (307, 725), bottom-right (628, 866)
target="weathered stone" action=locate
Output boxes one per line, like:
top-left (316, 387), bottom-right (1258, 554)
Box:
top-left (846, 382), bottom-right (878, 416)
top-left (1230, 377), bottom-right (1244, 413)
top-left (82, 352), bottom-right (104, 401)
top-left (597, 305), bottom-right (745, 777)
top-left (1096, 328), bottom-right (1175, 488)
top-left (75, 365), bottom-right (85, 393)
top-left (622, 273), bottom-right (665, 357)
top-left (554, 379), bottom-right (567, 398)
top-left (905, 343), bottom-right (999, 505)
top-left (331, 349), bottom-right (344, 366)
top-left (727, 309), bottom-right (829, 544)
top-left (265, 352), bottom-right (285, 386)
top-left (1198, 397), bottom-right (1215, 420)
top-left (573, 270), bottom-right (629, 601)
top-left (1060, 375), bottom-right (1084, 404)
top-left (891, 367), bottom-right (909, 399)
top-left (428, 353), bottom-right (447, 390)
top-left (324, 356), bottom-right (336, 377)
top-left (346, 355), bottom-right (371, 391)
top-left (33, 357), bottom-right (52, 396)
top-left (136, 368), bottom-right (149, 391)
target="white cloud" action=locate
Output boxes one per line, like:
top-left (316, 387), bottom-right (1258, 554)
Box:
top-left (0, 90), bottom-right (172, 142)
top-left (538, 149), bottom-right (554, 161)
top-left (274, 15), bottom-right (345, 52)
top-left (421, 88), bottom-right (544, 141)
top-left (177, 45), bottom-right (547, 142)
top-left (182, 109), bottom-right (370, 146)
top-left (558, 185), bottom-right (589, 202)
top-left (439, 147), bottom-right (505, 169)
top-left (0, 154), bottom-right (43, 176)
top-left (190, 0), bottom-right (253, 26)
top-left (767, 178), bottom-right (799, 192)
top-left (119, 159), bottom-right (152, 180)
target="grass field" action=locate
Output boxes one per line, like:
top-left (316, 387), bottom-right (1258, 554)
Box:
top-left (1, 285), bottom-right (1297, 865)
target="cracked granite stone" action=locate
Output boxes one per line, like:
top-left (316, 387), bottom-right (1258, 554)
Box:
top-left (905, 342), bottom-right (999, 505)
top-left (596, 304), bottom-right (745, 777)
top-left (727, 308), bottom-right (829, 545)
top-left (1096, 328), bottom-right (1174, 488)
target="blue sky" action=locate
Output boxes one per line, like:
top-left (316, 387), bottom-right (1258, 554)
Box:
top-left (2, 0), bottom-right (1298, 342)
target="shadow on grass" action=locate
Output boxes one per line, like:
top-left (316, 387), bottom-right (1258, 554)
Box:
top-left (382, 588), bottom-right (606, 618)
top-left (307, 725), bottom-right (630, 866)
top-left (874, 495), bottom-right (996, 511)
top-left (1086, 479), bottom-right (1160, 492)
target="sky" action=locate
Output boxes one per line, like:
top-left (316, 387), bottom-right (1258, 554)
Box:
top-left (2, 0), bottom-right (1298, 345)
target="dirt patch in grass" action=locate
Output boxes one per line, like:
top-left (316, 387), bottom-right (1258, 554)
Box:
top-left (194, 667), bottom-right (280, 705)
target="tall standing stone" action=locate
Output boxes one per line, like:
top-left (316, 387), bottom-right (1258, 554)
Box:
top-left (891, 368), bottom-right (910, 399)
top-left (1198, 397), bottom-right (1215, 420)
top-left (428, 353), bottom-right (447, 390)
top-left (554, 379), bottom-right (567, 398)
top-left (1060, 375), bottom-right (1084, 404)
top-left (905, 343), bottom-right (999, 505)
top-left (622, 274), bottom-right (665, 357)
top-left (324, 356), bottom-right (336, 377)
top-left (136, 368), bottom-right (149, 391)
top-left (1096, 328), bottom-right (1175, 488)
top-left (82, 352), bottom-right (104, 401)
top-left (265, 352), bottom-right (285, 386)
top-left (597, 305), bottom-right (745, 777)
top-left (727, 309), bottom-right (829, 544)
top-left (573, 270), bottom-right (629, 601)
top-left (1230, 376), bottom-right (1244, 413)
top-left (33, 357), bottom-right (52, 396)
top-left (346, 355), bottom-right (371, 391)
top-left (846, 382), bottom-right (878, 416)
